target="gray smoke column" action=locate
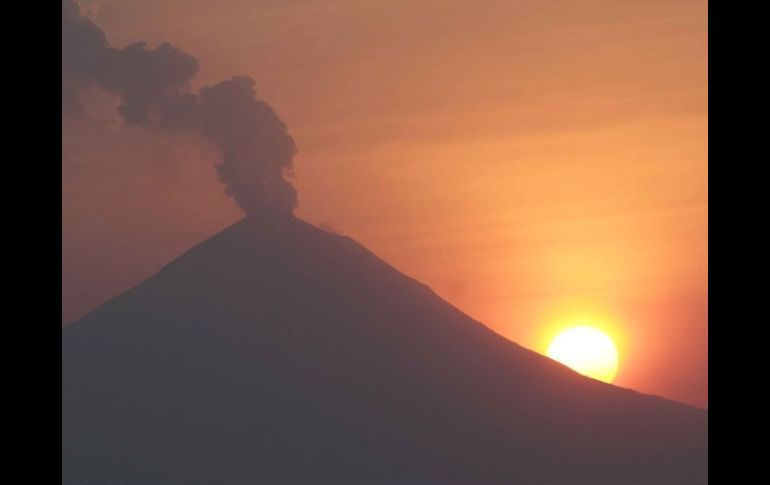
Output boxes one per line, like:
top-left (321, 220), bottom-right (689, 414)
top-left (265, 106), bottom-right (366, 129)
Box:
top-left (62, 0), bottom-right (298, 216)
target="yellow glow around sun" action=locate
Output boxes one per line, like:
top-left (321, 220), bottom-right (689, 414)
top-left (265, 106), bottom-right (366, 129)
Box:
top-left (547, 326), bottom-right (619, 383)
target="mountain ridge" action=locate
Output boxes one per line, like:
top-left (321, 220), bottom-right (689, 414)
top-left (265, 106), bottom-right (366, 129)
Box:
top-left (63, 215), bottom-right (707, 484)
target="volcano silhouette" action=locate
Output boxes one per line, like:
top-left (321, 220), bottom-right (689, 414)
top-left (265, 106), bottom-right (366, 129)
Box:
top-left (62, 215), bottom-right (707, 484)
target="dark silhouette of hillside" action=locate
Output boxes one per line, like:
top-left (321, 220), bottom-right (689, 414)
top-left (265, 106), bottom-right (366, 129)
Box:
top-left (62, 215), bottom-right (707, 484)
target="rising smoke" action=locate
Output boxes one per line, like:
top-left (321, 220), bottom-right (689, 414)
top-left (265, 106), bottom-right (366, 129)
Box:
top-left (62, 0), bottom-right (298, 216)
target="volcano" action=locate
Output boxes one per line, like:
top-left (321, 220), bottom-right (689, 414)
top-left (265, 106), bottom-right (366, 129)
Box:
top-left (62, 215), bottom-right (707, 484)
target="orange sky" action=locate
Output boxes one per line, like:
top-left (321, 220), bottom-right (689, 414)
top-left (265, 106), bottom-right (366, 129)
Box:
top-left (62, 0), bottom-right (707, 407)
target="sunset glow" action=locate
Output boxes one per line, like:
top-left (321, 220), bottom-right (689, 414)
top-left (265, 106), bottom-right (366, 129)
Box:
top-left (62, 0), bottom-right (707, 408)
top-left (62, 0), bottom-right (708, 481)
top-left (547, 326), bottom-right (619, 383)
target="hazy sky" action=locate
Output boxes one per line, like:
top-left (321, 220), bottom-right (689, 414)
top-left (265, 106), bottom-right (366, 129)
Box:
top-left (62, 0), bottom-right (707, 407)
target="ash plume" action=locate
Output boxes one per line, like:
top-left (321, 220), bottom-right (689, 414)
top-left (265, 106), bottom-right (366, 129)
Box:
top-left (62, 0), bottom-right (298, 216)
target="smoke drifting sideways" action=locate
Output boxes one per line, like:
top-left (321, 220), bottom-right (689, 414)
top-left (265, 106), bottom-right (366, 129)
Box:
top-left (62, 0), bottom-right (298, 216)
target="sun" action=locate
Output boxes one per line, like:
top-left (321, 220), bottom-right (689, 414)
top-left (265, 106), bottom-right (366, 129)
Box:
top-left (547, 326), bottom-right (619, 383)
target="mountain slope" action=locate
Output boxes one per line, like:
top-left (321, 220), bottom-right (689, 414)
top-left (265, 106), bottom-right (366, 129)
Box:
top-left (62, 215), bottom-right (707, 484)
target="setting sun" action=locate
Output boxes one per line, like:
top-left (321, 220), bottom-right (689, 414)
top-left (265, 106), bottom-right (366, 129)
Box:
top-left (547, 326), bottom-right (619, 383)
